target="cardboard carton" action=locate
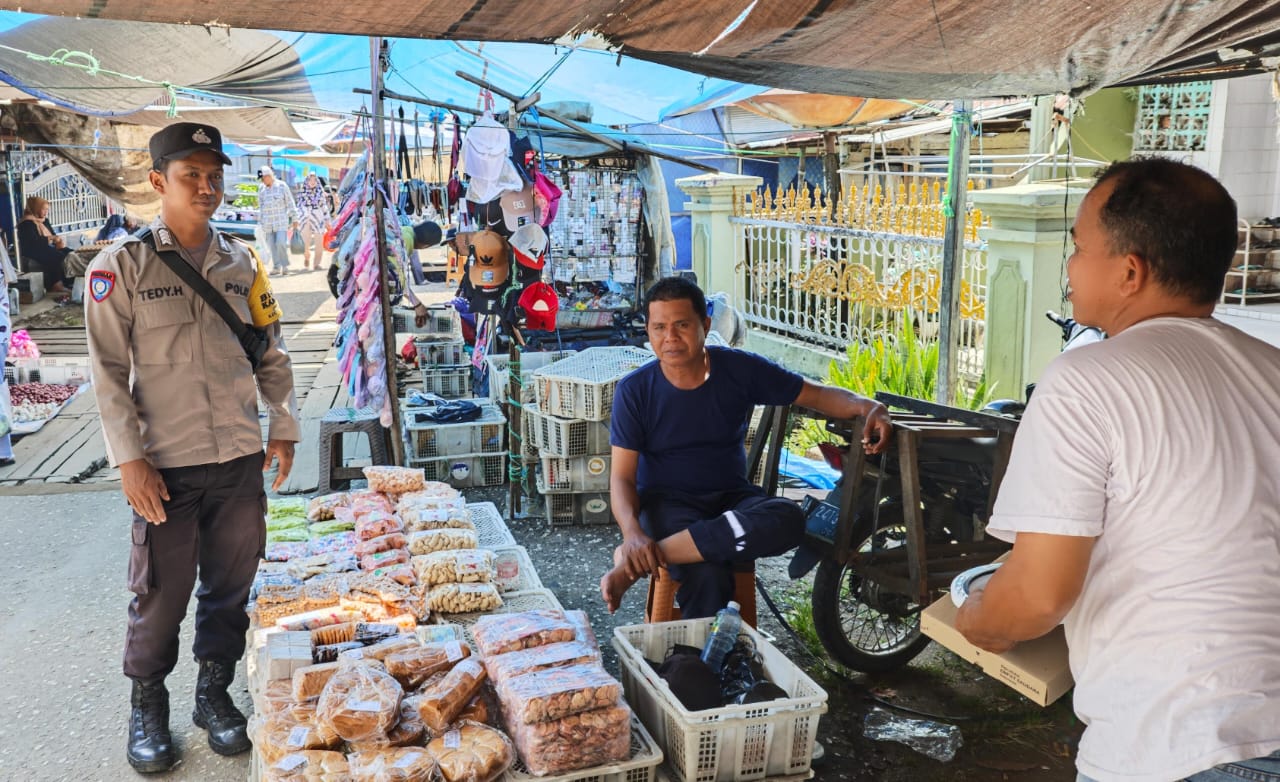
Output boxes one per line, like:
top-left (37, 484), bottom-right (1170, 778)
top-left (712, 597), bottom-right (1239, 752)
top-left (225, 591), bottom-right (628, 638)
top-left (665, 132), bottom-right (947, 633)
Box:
top-left (920, 595), bottom-right (1073, 706)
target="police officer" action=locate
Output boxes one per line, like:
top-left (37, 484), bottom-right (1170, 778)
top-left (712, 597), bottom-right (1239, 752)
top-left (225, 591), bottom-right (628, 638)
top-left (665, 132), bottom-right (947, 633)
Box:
top-left (85, 122), bottom-right (300, 773)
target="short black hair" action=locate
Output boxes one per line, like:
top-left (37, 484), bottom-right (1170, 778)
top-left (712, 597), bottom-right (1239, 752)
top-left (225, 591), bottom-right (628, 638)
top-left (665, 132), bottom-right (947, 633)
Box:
top-left (1093, 157), bottom-right (1238, 304)
top-left (644, 276), bottom-right (707, 320)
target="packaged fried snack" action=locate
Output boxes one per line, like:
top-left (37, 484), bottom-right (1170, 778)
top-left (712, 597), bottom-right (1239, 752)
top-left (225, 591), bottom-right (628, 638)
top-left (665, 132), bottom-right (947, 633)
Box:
top-left (425, 721), bottom-right (514, 782)
top-left (505, 704), bottom-right (632, 777)
top-left (354, 533), bottom-right (408, 558)
top-left (265, 749), bottom-right (349, 782)
top-left (426, 583), bottom-right (503, 614)
top-left (407, 528), bottom-right (478, 555)
top-left (360, 547), bottom-right (410, 572)
top-left (411, 549), bottom-right (494, 586)
top-left (363, 466), bottom-right (428, 495)
top-left (384, 640), bottom-right (472, 689)
top-left (496, 662), bottom-right (621, 724)
top-left (315, 661), bottom-right (404, 742)
top-left (472, 610), bottom-right (575, 657)
top-left (415, 658), bottom-right (486, 733)
top-left (482, 641), bottom-right (600, 687)
top-left (354, 511), bottom-right (405, 541)
top-left (401, 504), bottom-right (474, 532)
top-left (348, 746), bottom-right (437, 782)
top-left (307, 492), bottom-right (352, 522)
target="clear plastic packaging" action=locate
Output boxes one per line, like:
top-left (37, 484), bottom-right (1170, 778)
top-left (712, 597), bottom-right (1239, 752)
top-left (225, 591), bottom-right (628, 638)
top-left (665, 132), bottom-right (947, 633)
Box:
top-left (497, 662), bottom-right (621, 724)
top-left (292, 661), bottom-right (342, 701)
top-left (354, 511), bottom-right (405, 541)
top-left (349, 746), bottom-right (438, 781)
top-left (371, 563), bottom-right (417, 587)
top-left (862, 707), bottom-right (963, 762)
top-left (407, 528), bottom-right (478, 555)
top-left (265, 749), bottom-right (350, 781)
top-left (482, 641), bottom-right (599, 687)
top-left (427, 582), bottom-right (504, 614)
top-left (504, 704), bottom-right (631, 777)
top-left (415, 658), bottom-right (486, 732)
top-left (425, 721), bottom-right (514, 782)
top-left (564, 609), bottom-right (598, 650)
top-left (340, 635), bottom-right (419, 663)
top-left (354, 533), bottom-right (408, 558)
top-left (267, 542), bottom-right (312, 562)
top-left (472, 610), bottom-right (576, 657)
top-left (402, 504), bottom-right (475, 532)
top-left (364, 466), bottom-right (428, 495)
top-left (277, 609), bottom-right (362, 632)
top-left (360, 548), bottom-right (410, 572)
top-left (251, 712), bottom-right (342, 765)
top-left (307, 492), bottom-right (352, 521)
top-left (411, 549), bottom-right (495, 586)
top-left (308, 518), bottom-right (356, 537)
top-left (384, 640), bottom-right (472, 689)
top-left (396, 483), bottom-right (461, 507)
top-left (315, 660), bottom-right (405, 742)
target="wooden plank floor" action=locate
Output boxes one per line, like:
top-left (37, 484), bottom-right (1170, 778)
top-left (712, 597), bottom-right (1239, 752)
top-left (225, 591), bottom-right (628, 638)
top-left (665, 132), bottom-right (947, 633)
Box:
top-left (1, 319), bottom-right (339, 490)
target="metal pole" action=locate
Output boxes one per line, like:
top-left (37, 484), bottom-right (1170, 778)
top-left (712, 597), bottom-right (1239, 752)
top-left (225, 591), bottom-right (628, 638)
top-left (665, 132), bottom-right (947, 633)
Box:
top-left (370, 37), bottom-right (405, 465)
top-left (937, 99), bottom-right (971, 406)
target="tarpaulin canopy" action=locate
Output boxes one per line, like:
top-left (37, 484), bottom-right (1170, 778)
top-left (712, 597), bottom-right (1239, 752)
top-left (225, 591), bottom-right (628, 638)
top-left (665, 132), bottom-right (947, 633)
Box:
top-left (9, 1), bottom-right (1280, 99)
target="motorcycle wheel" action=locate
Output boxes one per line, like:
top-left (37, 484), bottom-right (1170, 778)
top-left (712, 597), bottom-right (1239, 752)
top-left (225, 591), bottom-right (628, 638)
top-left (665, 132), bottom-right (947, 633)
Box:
top-left (811, 506), bottom-right (931, 672)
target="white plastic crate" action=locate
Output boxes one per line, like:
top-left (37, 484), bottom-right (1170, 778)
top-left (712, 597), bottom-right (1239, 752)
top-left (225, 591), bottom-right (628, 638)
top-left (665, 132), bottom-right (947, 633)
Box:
top-left (402, 399), bottom-right (506, 460)
top-left (527, 407), bottom-right (612, 457)
top-left (467, 501), bottom-right (518, 548)
top-left (415, 335), bottom-right (466, 366)
top-left (486, 349), bottom-right (578, 405)
top-left (506, 715), bottom-right (664, 782)
top-left (393, 305), bottom-right (459, 336)
top-left (613, 620), bottom-right (827, 782)
top-left (532, 347), bottom-right (654, 421)
top-left (520, 407), bottom-right (539, 460)
top-left (409, 451), bottom-right (506, 488)
top-left (545, 491), bottom-right (612, 527)
top-left (537, 455), bottom-right (611, 493)
top-left (422, 365), bottom-right (472, 398)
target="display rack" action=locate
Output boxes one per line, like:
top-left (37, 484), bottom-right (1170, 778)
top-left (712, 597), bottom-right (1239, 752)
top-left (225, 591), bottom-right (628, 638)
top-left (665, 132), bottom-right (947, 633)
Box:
top-left (1222, 218), bottom-right (1280, 305)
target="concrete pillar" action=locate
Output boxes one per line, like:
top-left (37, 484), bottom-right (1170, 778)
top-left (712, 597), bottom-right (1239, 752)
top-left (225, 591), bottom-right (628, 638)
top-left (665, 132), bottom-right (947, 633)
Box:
top-left (969, 183), bottom-right (1088, 399)
top-left (675, 173), bottom-right (763, 295)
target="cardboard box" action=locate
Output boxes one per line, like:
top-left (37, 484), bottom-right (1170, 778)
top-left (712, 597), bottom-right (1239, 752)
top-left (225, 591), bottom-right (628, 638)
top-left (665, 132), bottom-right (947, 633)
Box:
top-left (920, 595), bottom-right (1073, 706)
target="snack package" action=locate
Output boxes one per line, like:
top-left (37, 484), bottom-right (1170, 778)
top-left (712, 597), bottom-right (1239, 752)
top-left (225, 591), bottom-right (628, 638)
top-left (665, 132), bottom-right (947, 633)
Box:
top-left (348, 490), bottom-right (396, 512)
top-left (415, 658), bottom-right (486, 732)
top-left (266, 542), bottom-right (312, 562)
top-left (268, 525), bottom-right (311, 544)
top-left (265, 749), bottom-right (350, 782)
top-left (396, 483), bottom-right (462, 506)
top-left (308, 518), bottom-right (356, 537)
top-left (384, 640), bottom-right (472, 689)
top-left (406, 583), bottom-right (432, 623)
top-left (307, 492), bottom-right (352, 521)
top-left (349, 746), bottom-right (437, 782)
top-left (302, 576), bottom-right (349, 610)
top-left (354, 622), bottom-right (401, 645)
top-left (458, 693), bottom-right (491, 726)
top-left (426, 721), bottom-right (514, 782)
top-left (402, 505), bottom-right (474, 532)
top-left (341, 635), bottom-right (419, 663)
top-left (482, 641), bottom-right (600, 687)
top-left (360, 547), bottom-right (410, 572)
top-left (472, 610), bottom-right (575, 657)
top-left (426, 583), bottom-right (503, 614)
top-left (497, 662), bottom-right (622, 724)
top-left (354, 511), bottom-right (405, 541)
top-left (416, 624), bottom-right (464, 645)
top-left (252, 713), bottom-right (342, 765)
top-left (277, 609), bottom-right (362, 632)
top-left (314, 641), bottom-right (364, 663)
top-left (354, 533), bottom-right (409, 558)
top-left (363, 466), bottom-right (428, 495)
top-left (564, 609), bottom-right (599, 650)
top-left (411, 549), bottom-right (494, 586)
top-left (371, 563), bottom-right (417, 586)
top-left (315, 660), bottom-right (405, 742)
top-left (407, 528), bottom-right (478, 556)
top-left (505, 704), bottom-right (632, 777)
top-left (292, 662), bottom-right (342, 701)
top-left (259, 678), bottom-right (299, 716)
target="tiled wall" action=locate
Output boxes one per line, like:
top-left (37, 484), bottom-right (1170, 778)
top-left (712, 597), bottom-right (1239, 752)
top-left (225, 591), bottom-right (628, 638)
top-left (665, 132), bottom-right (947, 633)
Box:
top-left (1214, 74), bottom-right (1280, 222)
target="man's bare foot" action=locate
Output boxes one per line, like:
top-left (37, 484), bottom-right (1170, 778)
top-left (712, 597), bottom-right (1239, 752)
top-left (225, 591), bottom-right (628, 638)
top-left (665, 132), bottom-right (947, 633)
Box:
top-left (600, 565), bottom-right (640, 614)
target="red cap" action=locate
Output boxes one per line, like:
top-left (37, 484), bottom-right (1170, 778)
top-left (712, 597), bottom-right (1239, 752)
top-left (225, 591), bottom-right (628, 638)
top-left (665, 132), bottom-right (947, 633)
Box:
top-left (518, 282), bottom-right (559, 331)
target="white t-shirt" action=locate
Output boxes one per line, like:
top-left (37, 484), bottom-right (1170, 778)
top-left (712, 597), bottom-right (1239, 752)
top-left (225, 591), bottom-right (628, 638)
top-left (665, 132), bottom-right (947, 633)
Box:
top-left (987, 317), bottom-right (1280, 782)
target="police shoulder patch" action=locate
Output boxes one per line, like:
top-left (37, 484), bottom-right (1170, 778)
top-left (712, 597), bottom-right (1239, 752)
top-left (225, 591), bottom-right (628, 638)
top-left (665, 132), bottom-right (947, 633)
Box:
top-left (89, 269), bottom-right (115, 302)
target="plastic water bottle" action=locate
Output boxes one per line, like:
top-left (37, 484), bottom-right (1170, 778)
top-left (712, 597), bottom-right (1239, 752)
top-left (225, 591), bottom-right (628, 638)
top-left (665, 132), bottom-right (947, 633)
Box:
top-left (700, 601), bottom-right (743, 672)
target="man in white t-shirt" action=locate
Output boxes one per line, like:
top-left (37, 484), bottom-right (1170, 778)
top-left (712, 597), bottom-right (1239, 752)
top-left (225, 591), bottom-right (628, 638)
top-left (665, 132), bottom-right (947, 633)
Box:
top-left (955, 158), bottom-right (1280, 782)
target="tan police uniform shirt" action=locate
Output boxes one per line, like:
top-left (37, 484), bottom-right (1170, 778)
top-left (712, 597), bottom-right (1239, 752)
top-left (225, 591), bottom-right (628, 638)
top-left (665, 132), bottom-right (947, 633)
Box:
top-left (85, 218), bottom-right (300, 469)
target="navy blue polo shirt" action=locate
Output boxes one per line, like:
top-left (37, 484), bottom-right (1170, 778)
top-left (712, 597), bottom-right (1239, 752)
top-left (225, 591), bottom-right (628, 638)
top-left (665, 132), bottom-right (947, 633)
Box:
top-left (610, 346), bottom-right (805, 495)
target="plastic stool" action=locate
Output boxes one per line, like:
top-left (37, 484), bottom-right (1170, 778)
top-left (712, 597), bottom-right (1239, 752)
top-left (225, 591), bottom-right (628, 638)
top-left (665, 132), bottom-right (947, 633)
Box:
top-left (644, 563), bottom-right (758, 628)
top-left (317, 406), bottom-right (391, 493)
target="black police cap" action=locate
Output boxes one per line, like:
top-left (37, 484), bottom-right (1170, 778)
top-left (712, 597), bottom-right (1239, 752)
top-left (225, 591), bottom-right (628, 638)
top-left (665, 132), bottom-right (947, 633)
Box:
top-left (149, 122), bottom-right (232, 168)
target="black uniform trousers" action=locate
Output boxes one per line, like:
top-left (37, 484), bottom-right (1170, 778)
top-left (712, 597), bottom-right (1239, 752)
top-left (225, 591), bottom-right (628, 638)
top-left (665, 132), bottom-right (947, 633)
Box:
top-left (639, 486), bottom-right (804, 619)
top-left (124, 451), bottom-right (265, 683)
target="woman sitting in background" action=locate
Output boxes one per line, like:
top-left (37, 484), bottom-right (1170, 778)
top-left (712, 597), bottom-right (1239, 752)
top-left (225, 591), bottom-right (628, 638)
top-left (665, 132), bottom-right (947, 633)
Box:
top-left (17, 196), bottom-right (71, 298)
top-left (95, 214), bottom-right (128, 242)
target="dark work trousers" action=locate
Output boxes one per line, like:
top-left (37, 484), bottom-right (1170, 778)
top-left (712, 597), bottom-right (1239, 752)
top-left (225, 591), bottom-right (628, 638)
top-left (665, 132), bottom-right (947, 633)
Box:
top-left (123, 451), bottom-right (266, 683)
top-left (639, 487), bottom-right (804, 619)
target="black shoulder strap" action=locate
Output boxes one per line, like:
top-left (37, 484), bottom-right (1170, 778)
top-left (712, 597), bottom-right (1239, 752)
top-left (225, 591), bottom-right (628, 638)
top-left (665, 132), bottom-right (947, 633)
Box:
top-left (139, 229), bottom-right (249, 340)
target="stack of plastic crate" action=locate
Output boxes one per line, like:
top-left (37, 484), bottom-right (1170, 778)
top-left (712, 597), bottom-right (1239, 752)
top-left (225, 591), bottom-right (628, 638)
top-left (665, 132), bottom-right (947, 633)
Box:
top-left (401, 398), bottom-right (507, 488)
top-left (526, 347), bottom-right (654, 526)
top-left (414, 309), bottom-right (470, 399)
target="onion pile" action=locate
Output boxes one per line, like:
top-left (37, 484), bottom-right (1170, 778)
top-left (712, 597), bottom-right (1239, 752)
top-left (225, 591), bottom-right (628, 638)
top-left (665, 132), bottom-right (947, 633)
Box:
top-left (9, 382), bottom-right (78, 422)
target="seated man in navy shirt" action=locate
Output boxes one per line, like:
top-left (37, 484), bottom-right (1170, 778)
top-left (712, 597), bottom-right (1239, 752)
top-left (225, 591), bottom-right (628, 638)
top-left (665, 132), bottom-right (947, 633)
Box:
top-left (601, 277), bottom-right (893, 618)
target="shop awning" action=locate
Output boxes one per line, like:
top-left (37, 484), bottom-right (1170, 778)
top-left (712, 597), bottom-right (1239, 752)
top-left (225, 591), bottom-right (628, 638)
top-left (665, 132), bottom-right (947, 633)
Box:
top-left (8, 1), bottom-right (1280, 99)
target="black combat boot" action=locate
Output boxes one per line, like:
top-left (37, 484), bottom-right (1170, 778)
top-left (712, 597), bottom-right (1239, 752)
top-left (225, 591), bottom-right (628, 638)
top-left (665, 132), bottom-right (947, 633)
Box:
top-left (127, 679), bottom-right (176, 773)
top-left (192, 659), bottom-right (251, 755)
